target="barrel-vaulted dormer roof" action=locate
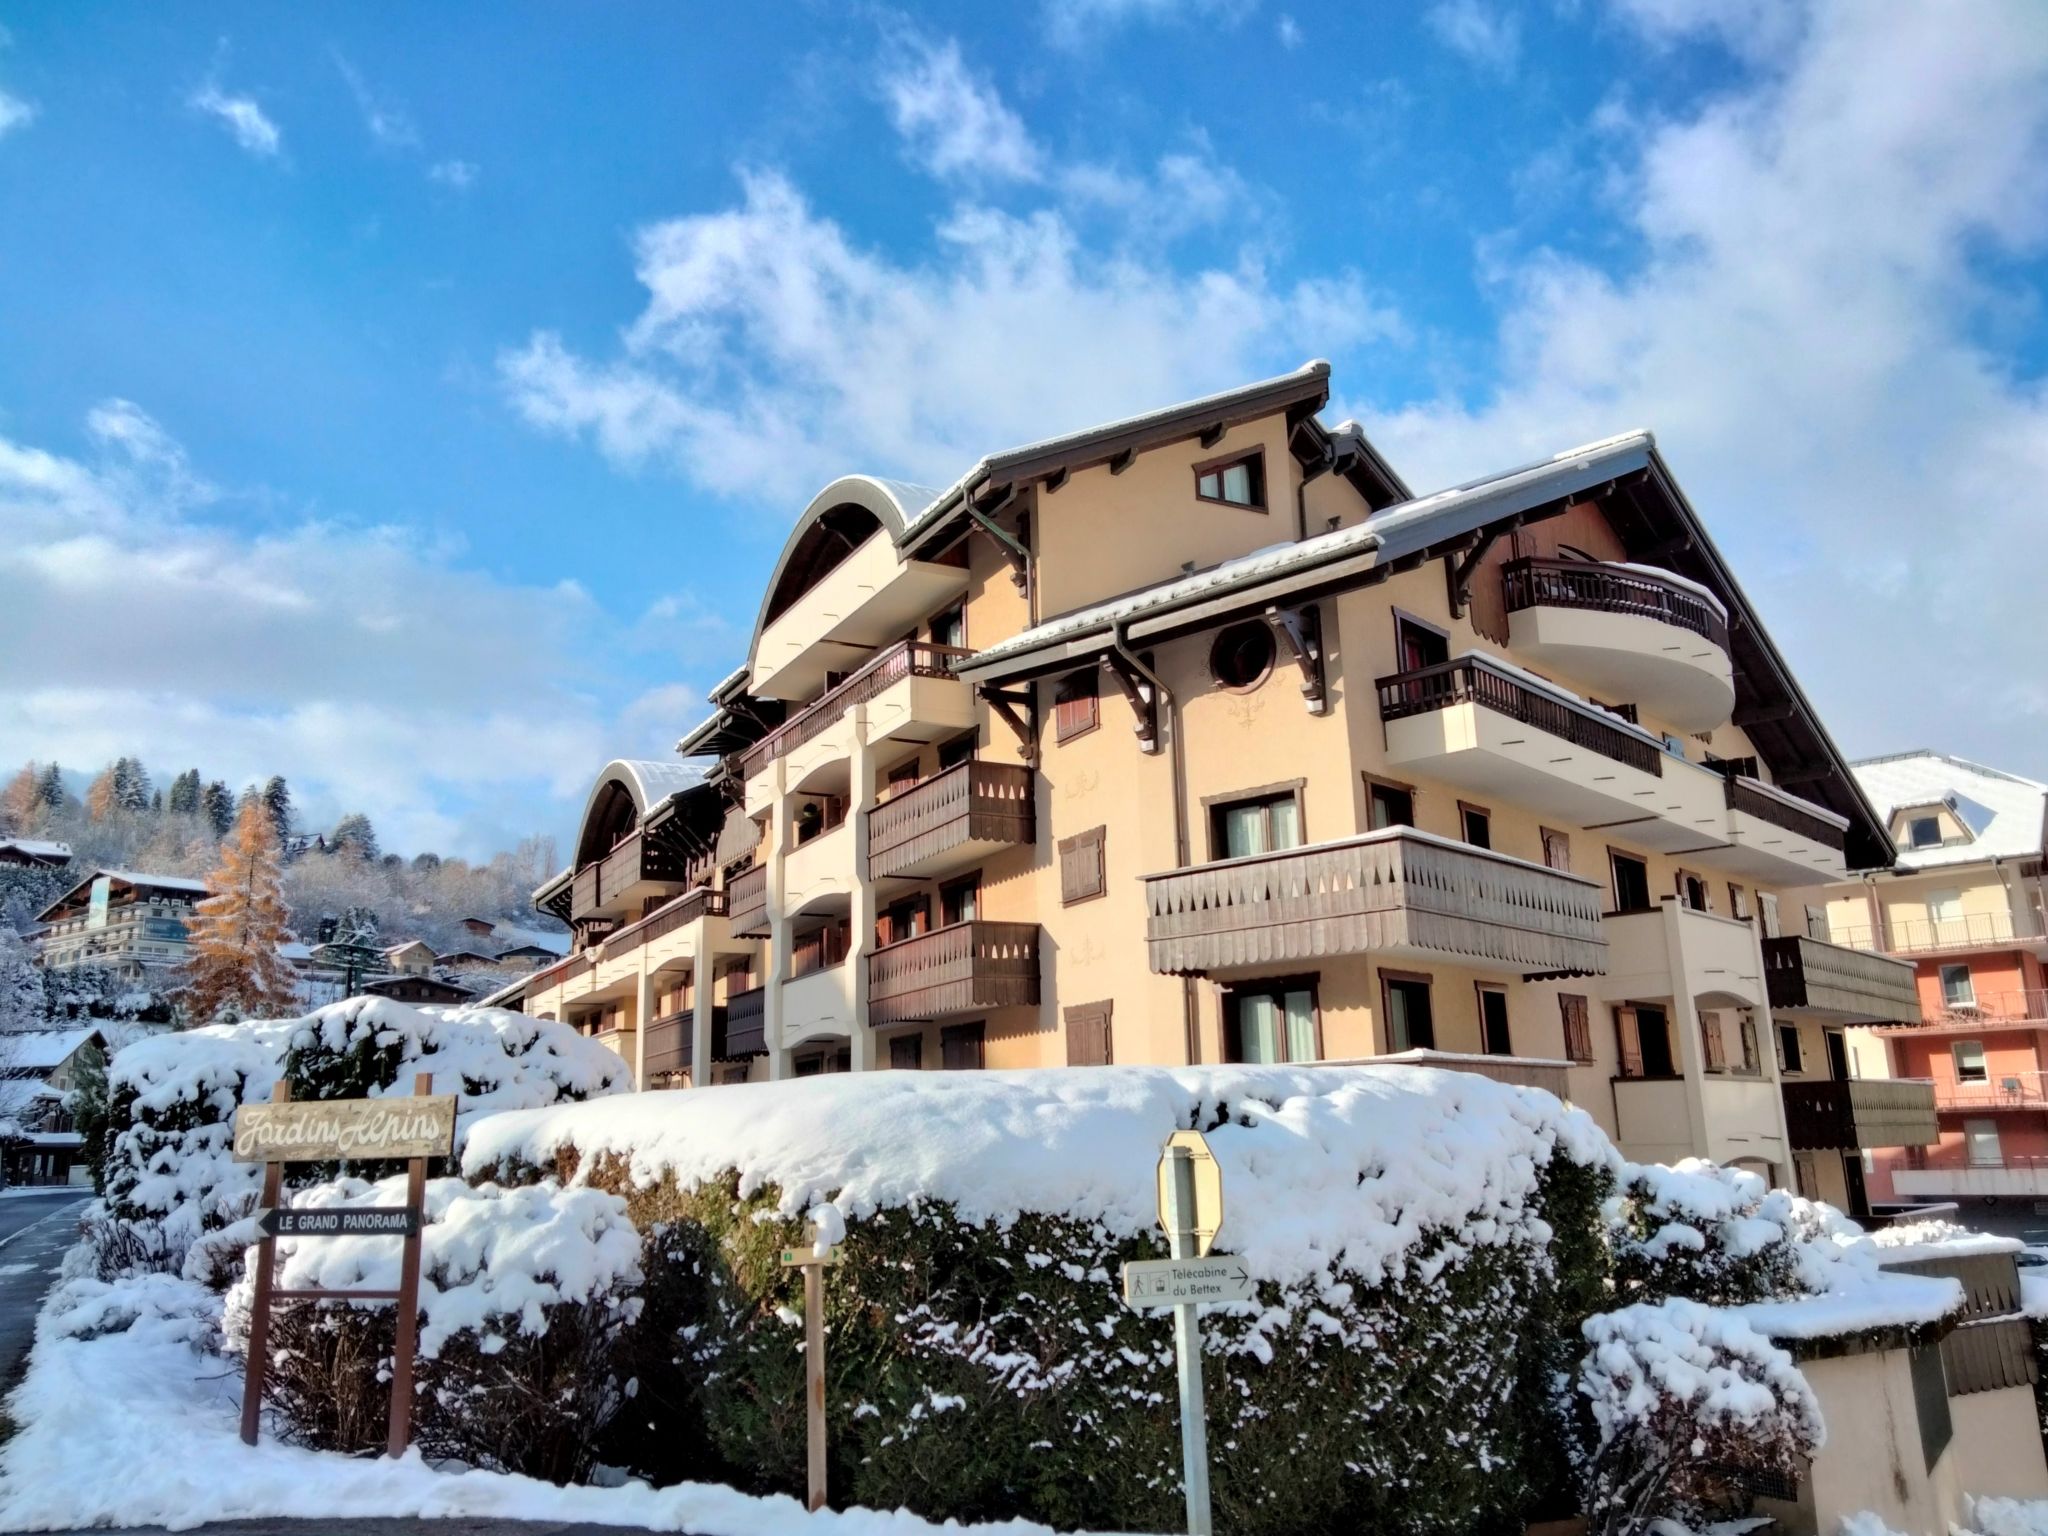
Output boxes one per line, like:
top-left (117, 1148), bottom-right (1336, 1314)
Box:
top-left (573, 758), bottom-right (703, 867)
top-left (749, 475), bottom-right (943, 646)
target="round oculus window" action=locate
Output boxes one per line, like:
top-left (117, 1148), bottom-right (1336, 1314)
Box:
top-left (1209, 621), bottom-right (1276, 692)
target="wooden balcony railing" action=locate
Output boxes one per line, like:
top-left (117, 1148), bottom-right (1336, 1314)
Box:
top-left (1143, 827), bottom-right (1607, 979)
top-left (723, 986), bottom-right (767, 1056)
top-left (643, 1010), bottom-right (692, 1078)
top-left (1762, 933), bottom-right (1919, 1023)
top-left (528, 951), bottom-right (593, 995)
top-left (867, 761), bottom-right (1036, 880)
top-left (1376, 655), bottom-right (1665, 775)
top-left (1723, 772), bottom-right (1847, 851)
top-left (1501, 556), bottom-right (1729, 648)
top-left (735, 641), bottom-right (973, 781)
top-left (568, 828), bottom-right (695, 923)
top-left (867, 921), bottom-right (1040, 1026)
top-left (729, 864), bottom-right (769, 937)
top-left (602, 886), bottom-right (729, 961)
top-left (1782, 1077), bottom-right (1938, 1151)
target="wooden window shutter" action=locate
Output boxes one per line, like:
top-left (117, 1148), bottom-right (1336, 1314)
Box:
top-left (1064, 1001), bottom-right (1113, 1066)
top-left (1054, 670), bottom-right (1100, 743)
top-left (940, 1022), bottom-right (986, 1071)
top-left (1059, 826), bottom-right (1107, 905)
top-left (1616, 1006), bottom-right (1643, 1078)
top-left (1559, 993), bottom-right (1592, 1064)
top-left (1702, 1013), bottom-right (1727, 1072)
top-left (1738, 1012), bottom-right (1761, 1074)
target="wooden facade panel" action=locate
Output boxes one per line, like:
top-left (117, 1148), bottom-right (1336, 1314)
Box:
top-left (722, 987), bottom-right (768, 1056)
top-left (1763, 934), bottom-right (1920, 1024)
top-left (1939, 1317), bottom-right (2036, 1396)
top-left (867, 762), bottom-right (1036, 880)
top-left (867, 921), bottom-right (1041, 1026)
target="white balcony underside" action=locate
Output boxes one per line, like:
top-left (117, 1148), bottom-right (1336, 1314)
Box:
top-left (753, 536), bottom-right (968, 703)
top-left (1508, 606), bottom-right (1735, 732)
top-left (781, 963), bottom-right (856, 1049)
top-left (1894, 1167), bottom-right (2048, 1199)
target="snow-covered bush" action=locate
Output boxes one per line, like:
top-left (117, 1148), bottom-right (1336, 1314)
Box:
top-left (1577, 1298), bottom-right (1823, 1535)
top-left (467, 1064), bottom-right (1619, 1535)
top-left (224, 1176), bottom-right (644, 1483)
top-left (1609, 1159), bottom-right (1836, 1305)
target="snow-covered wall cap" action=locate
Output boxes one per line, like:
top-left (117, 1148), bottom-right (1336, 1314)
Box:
top-left (1729, 1270), bottom-right (1964, 1343)
top-left (463, 1062), bottom-right (1619, 1292)
top-left (1852, 750), bottom-right (2048, 870)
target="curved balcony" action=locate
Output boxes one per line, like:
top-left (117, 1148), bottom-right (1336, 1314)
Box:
top-left (1502, 557), bottom-right (1735, 731)
top-left (737, 641), bottom-right (975, 791)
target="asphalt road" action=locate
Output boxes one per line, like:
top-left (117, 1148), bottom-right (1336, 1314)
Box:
top-left (0, 1188), bottom-right (88, 1381)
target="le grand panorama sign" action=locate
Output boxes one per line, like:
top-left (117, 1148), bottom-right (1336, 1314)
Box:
top-left (231, 1095), bottom-right (457, 1164)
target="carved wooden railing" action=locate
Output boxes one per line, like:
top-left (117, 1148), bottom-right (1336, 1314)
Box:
top-left (1376, 655), bottom-right (1664, 775)
top-left (602, 887), bottom-right (729, 961)
top-left (1143, 827), bottom-right (1608, 978)
top-left (736, 641), bottom-right (973, 781)
top-left (1723, 773), bottom-right (1846, 851)
top-left (1762, 933), bottom-right (1919, 1023)
top-left (867, 761), bottom-right (1036, 879)
top-left (867, 921), bottom-right (1040, 1026)
top-left (528, 951), bottom-right (593, 994)
top-left (723, 986), bottom-right (767, 1056)
top-left (643, 1011), bottom-right (692, 1078)
top-left (1781, 1077), bottom-right (1937, 1152)
top-left (1501, 556), bottom-right (1729, 648)
top-left (728, 864), bottom-right (769, 937)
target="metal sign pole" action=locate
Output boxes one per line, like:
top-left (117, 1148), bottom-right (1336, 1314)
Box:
top-left (804, 1257), bottom-right (826, 1511)
top-left (1165, 1145), bottom-right (1214, 1536)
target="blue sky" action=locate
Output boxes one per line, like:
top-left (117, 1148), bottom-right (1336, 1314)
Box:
top-left (2, 1), bottom-right (2045, 861)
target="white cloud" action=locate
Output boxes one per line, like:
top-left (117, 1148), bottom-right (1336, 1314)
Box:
top-left (1355, 0), bottom-right (2048, 769)
top-left (0, 88), bottom-right (34, 139)
top-left (880, 36), bottom-right (1041, 184)
top-left (0, 403), bottom-right (688, 857)
top-left (332, 51), bottom-right (418, 149)
top-left (189, 79), bottom-right (282, 158)
top-left (1276, 13), bottom-right (1302, 48)
top-left (500, 169), bottom-right (1399, 507)
top-left (1041, 0), bottom-right (1255, 47)
top-left (1425, 0), bottom-right (1522, 75)
top-left (428, 158), bottom-right (477, 189)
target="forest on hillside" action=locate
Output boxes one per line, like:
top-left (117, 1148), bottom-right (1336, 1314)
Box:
top-left (0, 758), bottom-right (564, 958)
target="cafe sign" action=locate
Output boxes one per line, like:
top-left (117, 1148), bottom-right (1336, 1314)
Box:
top-left (232, 1095), bottom-right (456, 1164)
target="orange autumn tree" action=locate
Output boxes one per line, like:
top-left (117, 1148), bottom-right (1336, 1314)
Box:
top-left (182, 793), bottom-right (298, 1022)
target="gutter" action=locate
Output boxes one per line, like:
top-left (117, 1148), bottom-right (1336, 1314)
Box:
top-left (1111, 617), bottom-right (1199, 1065)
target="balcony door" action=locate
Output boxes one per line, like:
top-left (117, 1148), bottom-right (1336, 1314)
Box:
top-left (1396, 615), bottom-right (1449, 673)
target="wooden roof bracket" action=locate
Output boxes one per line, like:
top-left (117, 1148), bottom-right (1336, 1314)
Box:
top-left (1100, 653), bottom-right (1161, 754)
top-left (1109, 449), bottom-right (1135, 475)
top-left (1444, 528), bottom-right (1501, 620)
top-left (1198, 423), bottom-right (1226, 449)
top-left (1263, 602), bottom-right (1327, 715)
top-left (1042, 468), bottom-right (1068, 495)
top-left (963, 486), bottom-right (1029, 591)
top-left (981, 686), bottom-right (1038, 765)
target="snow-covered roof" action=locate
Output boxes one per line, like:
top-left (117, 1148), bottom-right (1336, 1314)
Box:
top-left (0, 838), bottom-right (71, 860)
top-left (482, 924), bottom-right (568, 957)
top-left (574, 759), bottom-right (704, 844)
top-left (1852, 751), bottom-right (2048, 871)
top-left (93, 870), bottom-right (207, 893)
top-left (3, 1027), bottom-right (102, 1073)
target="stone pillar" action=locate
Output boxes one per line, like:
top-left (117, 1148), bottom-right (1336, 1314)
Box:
top-left (691, 932), bottom-right (716, 1089)
top-left (765, 754), bottom-right (790, 1081)
top-left (633, 957), bottom-right (655, 1092)
top-left (848, 708), bottom-right (879, 1073)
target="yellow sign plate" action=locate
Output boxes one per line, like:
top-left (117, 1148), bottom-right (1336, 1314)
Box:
top-left (1156, 1128), bottom-right (1224, 1256)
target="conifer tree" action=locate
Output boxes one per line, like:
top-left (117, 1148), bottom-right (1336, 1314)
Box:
top-left (0, 928), bottom-right (44, 1033)
top-left (116, 757), bottom-right (152, 813)
top-left (181, 795), bottom-right (297, 1022)
top-left (202, 780), bottom-right (235, 838)
top-left (330, 813), bottom-right (379, 862)
top-left (262, 776), bottom-right (293, 842)
top-left (167, 769), bottom-right (201, 817)
top-left (34, 764), bottom-right (65, 809)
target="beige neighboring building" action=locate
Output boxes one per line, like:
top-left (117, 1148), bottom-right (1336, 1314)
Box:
top-left (34, 869), bottom-right (209, 987)
top-left (513, 362), bottom-right (1930, 1184)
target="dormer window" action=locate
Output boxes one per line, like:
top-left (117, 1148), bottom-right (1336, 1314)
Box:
top-left (1194, 450), bottom-right (1265, 511)
top-left (1908, 815), bottom-right (1942, 849)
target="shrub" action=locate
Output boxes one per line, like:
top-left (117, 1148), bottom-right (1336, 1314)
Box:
top-left (1609, 1159), bottom-right (1823, 1305)
top-left (223, 1176), bottom-right (644, 1483)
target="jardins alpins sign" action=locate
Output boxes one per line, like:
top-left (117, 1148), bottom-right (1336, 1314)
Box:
top-left (231, 1095), bottom-right (457, 1164)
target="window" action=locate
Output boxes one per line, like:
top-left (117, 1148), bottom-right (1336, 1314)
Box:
top-left (1541, 827), bottom-right (1572, 873)
top-left (1382, 973), bottom-right (1434, 1052)
top-left (1054, 669), bottom-right (1099, 743)
top-left (1941, 964), bottom-right (1976, 1009)
top-left (1460, 803), bottom-right (1492, 851)
top-left (1777, 1023), bottom-right (1803, 1073)
top-left (1737, 1013), bottom-right (1761, 1075)
top-left (1194, 450), bottom-right (1265, 509)
top-left (1610, 850), bottom-right (1652, 913)
top-left (1677, 870), bottom-right (1710, 912)
top-left (1559, 994), bottom-right (1594, 1063)
top-left (792, 795), bottom-right (846, 847)
top-left (1758, 891), bottom-right (1781, 939)
top-left (1661, 733), bottom-right (1686, 757)
top-left (1209, 621), bottom-right (1276, 691)
top-left (1965, 1117), bottom-right (2002, 1167)
top-left (929, 603), bottom-right (966, 650)
top-left (1368, 779), bottom-right (1415, 830)
top-left (1225, 978), bottom-right (1318, 1063)
top-left (1955, 1039), bottom-right (1988, 1084)
top-left (937, 731), bottom-right (977, 771)
top-left (1395, 614), bottom-right (1450, 673)
top-left (1727, 883), bottom-right (1750, 921)
top-left (1701, 1013), bottom-right (1727, 1072)
top-left (1909, 1343), bottom-right (1953, 1473)
top-left (1908, 815), bottom-right (1943, 849)
top-left (1065, 1001), bottom-right (1114, 1066)
top-left (940, 874), bottom-right (980, 927)
top-left (877, 896), bottom-right (929, 947)
top-left (1211, 787), bottom-right (1303, 859)
top-left (889, 1033), bottom-right (923, 1070)
top-left (1059, 826), bottom-right (1107, 905)
top-left (885, 757), bottom-right (921, 797)
top-left (941, 1022), bottom-right (986, 1071)
top-left (1478, 986), bottom-right (1512, 1055)
top-left (1617, 1004), bottom-right (1675, 1078)
top-left (1928, 890), bottom-right (1964, 941)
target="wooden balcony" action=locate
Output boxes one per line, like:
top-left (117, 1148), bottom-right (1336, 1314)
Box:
top-left (1762, 933), bottom-right (1919, 1024)
top-left (867, 761), bottom-right (1036, 881)
top-left (723, 986), bottom-right (767, 1057)
top-left (1723, 773), bottom-right (1847, 857)
top-left (729, 864), bottom-right (769, 938)
top-left (1782, 1077), bottom-right (1938, 1151)
top-left (1143, 827), bottom-right (1607, 979)
top-left (1503, 557), bottom-right (1730, 647)
top-left (643, 1010), bottom-right (693, 1078)
top-left (569, 828), bottom-right (695, 923)
top-left (736, 641), bottom-right (973, 782)
top-left (867, 921), bottom-right (1040, 1026)
top-left (1379, 655), bottom-right (1665, 774)
top-left (602, 886), bottom-right (729, 961)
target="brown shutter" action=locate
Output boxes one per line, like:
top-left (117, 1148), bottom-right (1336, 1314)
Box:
top-left (1559, 993), bottom-right (1592, 1063)
top-left (1616, 1006), bottom-right (1643, 1078)
top-left (1702, 1013), bottom-right (1726, 1072)
top-left (1738, 1013), bottom-right (1760, 1074)
top-left (1059, 826), bottom-right (1107, 905)
top-left (1054, 670), bottom-right (1100, 742)
top-left (1065, 1002), bottom-right (1114, 1066)
top-left (940, 1022), bottom-right (986, 1071)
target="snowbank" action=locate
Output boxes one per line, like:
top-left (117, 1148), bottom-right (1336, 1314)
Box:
top-left (463, 1061), bottom-right (1617, 1289)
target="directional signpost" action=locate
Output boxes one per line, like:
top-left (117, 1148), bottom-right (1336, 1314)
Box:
top-left (1121, 1128), bottom-right (1241, 1536)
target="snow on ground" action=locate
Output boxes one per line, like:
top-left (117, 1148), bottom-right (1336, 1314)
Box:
top-left (1972, 1499), bottom-right (2048, 1536)
top-left (463, 1062), bottom-right (1617, 1289)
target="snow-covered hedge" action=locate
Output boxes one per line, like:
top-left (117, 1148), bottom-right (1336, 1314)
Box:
top-left (96, 1000), bottom-right (630, 1281)
top-left (465, 1064), bottom-right (1618, 1534)
top-left (1608, 1158), bottom-right (1851, 1305)
top-left (223, 1176), bottom-right (644, 1482)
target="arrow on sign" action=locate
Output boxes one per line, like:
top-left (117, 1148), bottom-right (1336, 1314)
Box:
top-left (1120, 1255), bottom-right (1256, 1308)
top-left (257, 1206), bottom-right (421, 1239)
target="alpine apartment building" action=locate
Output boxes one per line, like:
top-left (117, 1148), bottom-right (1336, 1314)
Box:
top-left (1796, 752), bottom-right (2048, 1231)
top-left (33, 868), bottom-right (209, 986)
top-left (503, 361), bottom-right (1934, 1192)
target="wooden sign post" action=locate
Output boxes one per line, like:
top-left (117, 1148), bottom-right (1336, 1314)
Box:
top-left (780, 1223), bottom-right (841, 1511)
top-left (234, 1073), bottom-right (454, 1456)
